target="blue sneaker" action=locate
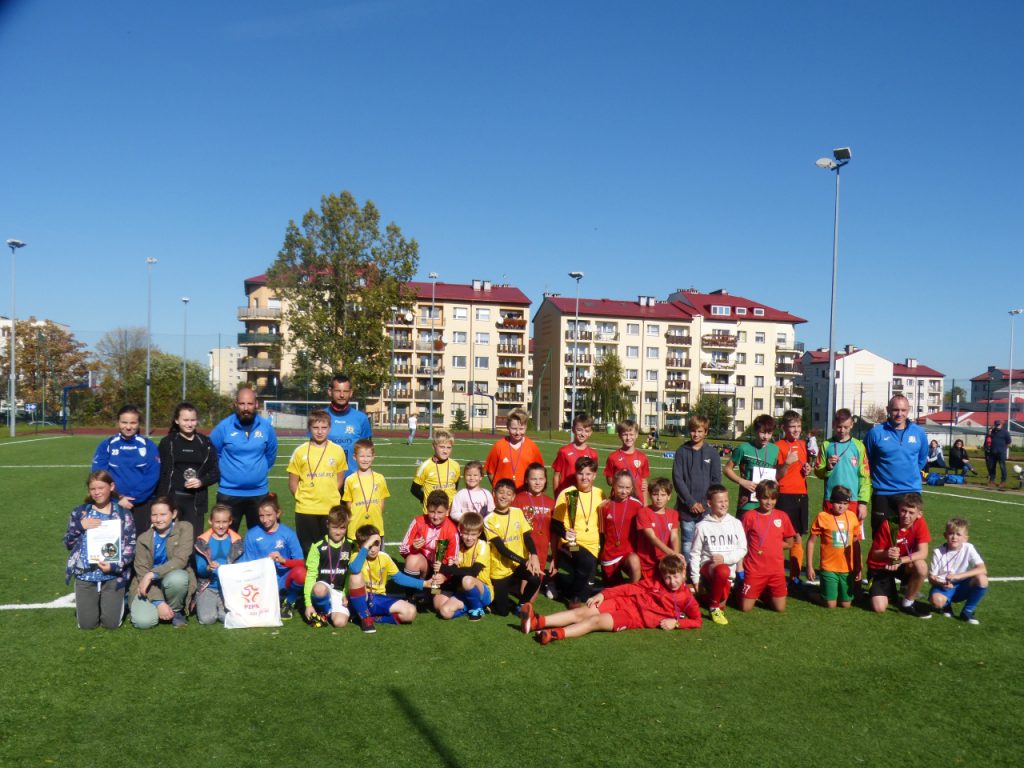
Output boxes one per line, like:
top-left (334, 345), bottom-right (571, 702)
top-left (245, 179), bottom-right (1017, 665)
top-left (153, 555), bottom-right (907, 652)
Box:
top-left (467, 608), bottom-right (485, 622)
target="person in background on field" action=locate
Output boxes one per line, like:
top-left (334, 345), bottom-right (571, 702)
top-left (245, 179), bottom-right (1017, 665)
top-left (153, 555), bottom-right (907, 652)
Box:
top-left (302, 504), bottom-right (354, 628)
top-left (485, 408), bottom-right (544, 490)
top-left (92, 404), bottom-right (161, 535)
top-left (724, 414), bottom-right (779, 517)
top-left (158, 401), bottom-right (219, 535)
top-left (739, 480), bottom-right (797, 614)
top-left (689, 485), bottom-right (746, 626)
top-left (805, 486), bottom-right (861, 609)
top-left (64, 470), bottom-right (137, 630)
top-left (325, 374), bottom-right (373, 479)
top-left (672, 414), bottom-right (722, 561)
top-left (948, 439), bottom-right (977, 476)
top-left (986, 419), bottom-right (1012, 488)
top-left (806, 430), bottom-right (819, 466)
top-left (814, 408), bottom-right (872, 532)
top-left (407, 411), bottom-right (418, 446)
top-left (342, 439), bottom-right (389, 542)
top-left (552, 412), bottom-right (598, 496)
top-left (928, 517), bottom-right (988, 624)
top-left (412, 429), bottom-right (460, 511)
top-left (287, 409), bottom-right (347, 554)
top-left (449, 460), bottom-right (494, 522)
top-left (240, 493), bottom-right (305, 620)
top-left (210, 387), bottom-right (278, 533)
top-left (865, 493), bottom-right (932, 619)
top-left (925, 440), bottom-right (946, 471)
top-left (863, 395), bottom-right (928, 536)
top-left (774, 410), bottom-right (812, 587)
top-left (604, 418), bottom-right (651, 504)
top-left (129, 497), bottom-right (196, 629)
top-left (194, 504), bottom-right (244, 625)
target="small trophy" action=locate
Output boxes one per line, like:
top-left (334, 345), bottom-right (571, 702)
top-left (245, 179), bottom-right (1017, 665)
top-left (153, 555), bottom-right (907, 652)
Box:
top-left (432, 539), bottom-right (449, 594)
top-left (888, 519), bottom-right (901, 566)
top-left (566, 490), bottom-right (580, 552)
top-left (183, 468), bottom-right (198, 485)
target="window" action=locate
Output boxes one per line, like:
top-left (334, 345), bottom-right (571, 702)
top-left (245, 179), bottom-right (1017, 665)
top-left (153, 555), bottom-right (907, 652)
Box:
top-left (736, 352), bottom-right (747, 364)
top-left (645, 415), bottom-right (658, 428)
top-left (646, 370), bottom-right (658, 382)
top-left (736, 375), bottom-right (746, 386)
top-left (753, 308), bottom-right (765, 316)
top-left (755, 332), bottom-right (765, 344)
top-left (453, 307), bottom-right (468, 320)
top-left (474, 381), bottom-right (488, 394)
top-left (451, 356), bottom-right (467, 368)
top-left (776, 333), bottom-right (788, 345)
top-left (420, 306), bottom-right (440, 320)
top-left (646, 323), bottom-right (660, 336)
top-left (737, 331), bottom-right (747, 342)
top-left (754, 398), bottom-right (764, 410)
top-left (475, 308), bottom-right (491, 321)
top-left (734, 420), bottom-right (745, 432)
top-left (474, 356), bottom-right (489, 369)
top-left (711, 305), bottom-right (730, 316)
top-left (735, 307), bottom-right (747, 315)
top-left (452, 331), bottom-right (467, 344)
top-left (473, 405), bottom-right (488, 418)
top-left (626, 346), bottom-right (639, 358)
top-left (452, 380), bottom-right (467, 393)
top-left (754, 376), bottom-right (764, 387)
top-left (736, 397), bottom-right (746, 409)
top-left (626, 323), bottom-right (640, 335)
top-left (625, 369), bottom-right (639, 381)
top-left (475, 332), bottom-right (490, 345)
top-left (646, 346), bottom-right (659, 359)
top-left (268, 298), bottom-right (282, 309)
top-left (755, 354), bottom-right (765, 365)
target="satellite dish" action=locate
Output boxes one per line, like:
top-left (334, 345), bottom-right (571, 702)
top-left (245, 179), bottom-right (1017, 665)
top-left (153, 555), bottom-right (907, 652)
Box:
top-left (403, 311), bottom-right (414, 322)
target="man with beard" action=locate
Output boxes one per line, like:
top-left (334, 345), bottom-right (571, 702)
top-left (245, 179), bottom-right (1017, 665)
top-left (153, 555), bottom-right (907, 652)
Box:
top-left (210, 387), bottom-right (278, 532)
top-left (325, 374), bottom-right (373, 479)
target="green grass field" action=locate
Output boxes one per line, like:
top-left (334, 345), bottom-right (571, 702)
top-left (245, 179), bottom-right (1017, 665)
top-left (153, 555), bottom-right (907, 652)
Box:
top-left (1, 432), bottom-right (1022, 767)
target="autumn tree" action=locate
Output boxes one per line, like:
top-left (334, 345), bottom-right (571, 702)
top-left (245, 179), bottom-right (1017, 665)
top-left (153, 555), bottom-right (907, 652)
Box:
top-left (267, 191), bottom-right (419, 399)
top-left (0, 318), bottom-right (91, 417)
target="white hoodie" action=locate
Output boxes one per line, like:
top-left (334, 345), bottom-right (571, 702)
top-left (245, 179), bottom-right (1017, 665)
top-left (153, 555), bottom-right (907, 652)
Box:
top-left (689, 513), bottom-right (747, 587)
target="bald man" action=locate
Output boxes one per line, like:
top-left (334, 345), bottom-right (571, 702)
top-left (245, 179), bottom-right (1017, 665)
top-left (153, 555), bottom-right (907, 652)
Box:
top-left (863, 396), bottom-right (928, 535)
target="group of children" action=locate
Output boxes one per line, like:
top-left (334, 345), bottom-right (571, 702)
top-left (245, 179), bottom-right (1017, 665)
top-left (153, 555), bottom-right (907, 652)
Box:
top-left (64, 406), bottom-right (990, 637)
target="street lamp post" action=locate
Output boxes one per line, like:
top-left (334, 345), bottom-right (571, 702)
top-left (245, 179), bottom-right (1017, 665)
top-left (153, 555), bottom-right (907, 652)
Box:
top-left (428, 272), bottom-right (438, 440)
top-left (181, 297), bottom-right (190, 400)
top-left (145, 257), bottom-right (157, 436)
top-left (6, 239), bottom-right (26, 437)
top-left (568, 271), bottom-right (584, 430)
top-left (1009, 309), bottom-right (1023, 432)
top-left (816, 147), bottom-right (852, 437)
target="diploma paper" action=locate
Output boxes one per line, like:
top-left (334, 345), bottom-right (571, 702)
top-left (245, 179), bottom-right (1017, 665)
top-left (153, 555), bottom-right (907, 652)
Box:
top-left (86, 519), bottom-right (122, 563)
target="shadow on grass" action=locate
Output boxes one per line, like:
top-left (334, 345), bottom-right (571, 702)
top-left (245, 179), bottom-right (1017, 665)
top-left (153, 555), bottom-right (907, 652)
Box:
top-left (389, 687), bottom-right (462, 768)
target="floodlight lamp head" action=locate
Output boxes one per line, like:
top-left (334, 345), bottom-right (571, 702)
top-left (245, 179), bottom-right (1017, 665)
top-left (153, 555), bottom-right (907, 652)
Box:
top-left (1010, 308), bottom-right (1024, 316)
top-left (816, 158), bottom-right (837, 170)
top-left (6, 239), bottom-right (25, 249)
top-left (428, 272), bottom-right (438, 280)
top-left (568, 271), bottom-right (584, 280)
top-left (181, 296), bottom-right (190, 304)
top-left (146, 257), bottom-right (158, 265)
top-left (833, 147), bottom-right (852, 161)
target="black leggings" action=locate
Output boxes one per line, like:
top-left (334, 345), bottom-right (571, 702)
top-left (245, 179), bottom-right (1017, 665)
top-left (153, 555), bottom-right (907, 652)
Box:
top-left (564, 548), bottom-right (597, 604)
top-left (490, 565), bottom-right (541, 616)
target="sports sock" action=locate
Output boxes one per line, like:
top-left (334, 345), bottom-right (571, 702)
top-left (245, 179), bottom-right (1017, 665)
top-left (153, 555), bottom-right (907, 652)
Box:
top-left (463, 586), bottom-right (482, 612)
top-left (376, 613), bottom-right (399, 625)
top-left (962, 585), bottom-right (988, 615)
top-left (550, 627), bottom-right (564, 640)
top-left (349, 586), bottom-right (369, 621)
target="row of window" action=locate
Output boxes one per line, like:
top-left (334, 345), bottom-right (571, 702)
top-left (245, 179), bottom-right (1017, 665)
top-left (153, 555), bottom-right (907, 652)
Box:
top-left (419, 307), bottom-right (523, 322)
top-left (569, 324), bottom-right (790, 346)
top-left (710, 305), bottom-right (766, 317)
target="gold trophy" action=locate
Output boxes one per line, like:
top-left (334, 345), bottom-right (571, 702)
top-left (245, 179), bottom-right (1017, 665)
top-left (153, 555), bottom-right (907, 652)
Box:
top-left (565, 490), bottom-right (580, 552)
top-left (432, 538), bottom-right (449, 594)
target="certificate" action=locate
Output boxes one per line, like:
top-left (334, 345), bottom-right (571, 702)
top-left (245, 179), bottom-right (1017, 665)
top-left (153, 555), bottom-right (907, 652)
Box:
top-left (752, 466), bottom-right (777, 483)
top-left (86, 519), bottom-right (122, 563)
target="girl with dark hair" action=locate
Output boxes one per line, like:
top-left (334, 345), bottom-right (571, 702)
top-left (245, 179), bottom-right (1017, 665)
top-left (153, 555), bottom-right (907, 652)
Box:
top-left (158, 402), bottom-right (220, 533)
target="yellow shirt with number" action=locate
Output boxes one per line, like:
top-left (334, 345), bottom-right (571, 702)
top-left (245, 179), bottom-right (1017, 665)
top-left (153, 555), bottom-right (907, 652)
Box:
top-left (413, 458), bottom-right (461, 510)
top-left (456, 538), bottom-right (492, 588)
top-left (286, 440), bottom-right (347, 516)
top-left (554, 487), bottom-right (604, 556)
top-left (483, 507), bottom-right (532, 581)
top-left (342, 471), bottom-right (390, 541)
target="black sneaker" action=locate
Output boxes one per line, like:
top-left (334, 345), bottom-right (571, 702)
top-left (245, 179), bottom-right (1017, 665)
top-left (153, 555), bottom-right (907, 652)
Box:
top-left (280, 601), bottom-right (294, 620)
top-left (171, 611), bottom-right (188, 628)
top-left (360, 618), bottom-right (377, 634)
top-left (900, 602), bottom-right (932, 620)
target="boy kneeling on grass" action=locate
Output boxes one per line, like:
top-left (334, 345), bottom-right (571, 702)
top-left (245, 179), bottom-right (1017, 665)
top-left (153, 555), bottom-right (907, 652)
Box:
top-left (928, 517), bottom-right (988, 624)
top-left (348, 525), bottom-right (437, 633)
top-left (866, 493), bottom-right (932, 619)
top-left (519, 554), bottom-right (701, 644)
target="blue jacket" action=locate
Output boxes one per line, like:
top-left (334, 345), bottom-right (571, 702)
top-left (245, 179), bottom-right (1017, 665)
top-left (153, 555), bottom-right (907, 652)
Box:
top-left (241, 523), bottom-right (303, 576)
top-left (864, 421), bottom-right (929, 495)
top-left (91, 434), bottom-right (161, 503)
top-left (325, 405), bottom-right (373, 477)
top-left (209, 413), bottom-right (278, 496)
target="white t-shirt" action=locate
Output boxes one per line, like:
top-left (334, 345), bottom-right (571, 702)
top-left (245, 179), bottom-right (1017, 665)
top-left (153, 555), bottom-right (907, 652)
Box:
top-left (929, 542), bottom-right (984, 581)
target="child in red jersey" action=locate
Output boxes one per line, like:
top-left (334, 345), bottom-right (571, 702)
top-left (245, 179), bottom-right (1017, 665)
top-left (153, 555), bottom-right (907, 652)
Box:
top-left (399, 490), bottom-right (460, 581)
top-left (740, 480), bottom-right (798, 613)
top-left (552, 413), bottom-right (598, 496)
top-left (635, 477), bottom-right (680, 579)
top-left (520, 554), bottom-right (701, 643)
top-left (514, 463), bottom-right (556, 600)
top-left (866, 493), bottom-right (932, 619)
top-left (604, 419), bottom-right (651, 504)
top-left (598, 470), bottom-right (643, 585)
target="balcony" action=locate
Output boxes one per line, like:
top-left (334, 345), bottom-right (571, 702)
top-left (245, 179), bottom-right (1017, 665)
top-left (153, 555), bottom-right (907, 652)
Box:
top-left (702, 383), bottom-right (737, 395)
top-left (392, 364), bottom-right (413, 376)
top-left (775, 363), bottom-right (798, 375)
top-left (388, 388), bottom-right (412, 400)
top-left (665, 379), bottom-right (691, 392)
top-left (239, 358), bottom-right (279, 372)
top-left (416, 366), bottom-right (445, 376)
top-left (775, 386), bottom-right (794, 397)
top-left (564, 376), bottom-right (592, 387)
top-left (594, 330), bottom-right (619, 342)
top-left (497, 317), bottom-right (528, 331)
top-left (413, 388), bottom-right (443, 400)
top-left (701, 360), bottom-right (736, 372)
top-left (388, 313), bottom-right (414, 326)
top-left (498, 343), bottom-right (526, 355)
top-left (666, 357), bottom-right (690, 369)
top-left (775, 341), bottom-right (799, 353)
top-left (416, 314), bottom-right (445, 329)
top-left (237, 306), bottom-right (282, 321)
top-left (702, 333), bottom-right (738, 348)
top-left (666, 400), bottom-right (689, 413)
top-left (416, 339), bottom-right (446, 353)
top-left (665, 332), bottom-right (692, 346)
top-left (237, 332), bottom-right (281, 345)
top-left (496, 391), bottom-right (525, 403)
top-left (392, 337), bottom-right (413, 350)
top-left (565, 353), bottom-right (593, 365)
top-left (565, 330), bottom-right (593, 341)
top-left (497, 367), bottom-right (525, 379)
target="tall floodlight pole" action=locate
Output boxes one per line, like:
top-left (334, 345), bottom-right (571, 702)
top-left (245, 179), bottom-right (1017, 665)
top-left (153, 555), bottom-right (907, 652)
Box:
top-left (145, 257), bottom-right (158, 436)
top-left (568, 271), bottom-right (584, 429)
top-left (181, 297), bottom-right (190, 399)
top-left (816, 147), bottom-right (852, 437)
top-left (1009, 309), bottom-right (1024, 432)
top-left (6, 239), bottom-right (26, 437)
top-left (428, 272), bottom-right (438, 440)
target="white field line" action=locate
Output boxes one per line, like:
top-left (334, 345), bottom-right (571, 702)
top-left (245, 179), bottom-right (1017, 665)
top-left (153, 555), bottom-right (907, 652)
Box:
top-left (0, 435), bottom-right (69, 447)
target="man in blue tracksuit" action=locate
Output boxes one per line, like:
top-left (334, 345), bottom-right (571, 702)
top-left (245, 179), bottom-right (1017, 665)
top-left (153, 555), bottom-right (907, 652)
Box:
top-left (92, 404), bottom-right (161, 534)
top-left (325, 374), bottom-right (372, 479)
top-left (864, 395), bottom-right (929, 535)
top-left (210, 387), bottom-right (278, 532)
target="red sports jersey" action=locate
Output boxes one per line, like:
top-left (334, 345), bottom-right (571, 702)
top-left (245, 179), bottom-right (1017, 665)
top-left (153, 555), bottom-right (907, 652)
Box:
top-left (552, 443), bottom-right (600, 495)
top-left (741, 510), bottom-right (797, 579)
top-left (866, 515), bottom-right (931, 571)
top-left (485, 436), bottom-right (545, 489)
top-left (604, 449), bottom-right (651, 495)
top-left (600, 577), bottom-right (702, 629)
top-left (399, 515), bottom-right (460, 562)
top-left (599, 497), bottom-right (643, 562)
top-left (635, 506), bottom-right (680, 573)
top-left (514, 491), bottom-right (555, 564)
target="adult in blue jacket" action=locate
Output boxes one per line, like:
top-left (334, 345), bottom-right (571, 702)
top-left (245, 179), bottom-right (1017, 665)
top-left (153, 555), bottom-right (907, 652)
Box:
top-left (864, 395), bottom-right (928, 535)
top-left (209, 387), bottom-right (278, 532)
top-left (986, 419), bottom-right (1012, 487)
top-left (325, 374), bottom-right (372, 478)
top-left (91, 405), bottom-right (161, 534)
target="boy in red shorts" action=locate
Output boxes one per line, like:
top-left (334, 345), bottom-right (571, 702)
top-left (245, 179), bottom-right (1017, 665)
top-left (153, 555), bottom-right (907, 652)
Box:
top-left (520, 554), bottom-right (701, 643)
top-left (604, 419), bottom-right (651, 504)
top-left (635, 477), bottom-right (680, 579)
top-left (740, 479), bottom-right (798, 613)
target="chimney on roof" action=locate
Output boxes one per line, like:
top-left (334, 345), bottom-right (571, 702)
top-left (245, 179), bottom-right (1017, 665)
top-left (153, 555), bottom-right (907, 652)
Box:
top-left (844, 345), bottom-right (858, 354)
top-left (472, 279), bottom-right (482, 291)
top-left (710, 289), bottom-right (728, 295)
top-left (638, 296), bottom-right (656, 306)
top-left (482, 280), bottom-right (492, 291)
top-left (905, 358), bottom-right (917, 368)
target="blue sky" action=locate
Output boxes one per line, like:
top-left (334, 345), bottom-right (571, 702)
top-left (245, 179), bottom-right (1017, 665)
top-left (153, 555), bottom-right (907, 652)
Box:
top-left (1, 0), bottom-right (1021, 388)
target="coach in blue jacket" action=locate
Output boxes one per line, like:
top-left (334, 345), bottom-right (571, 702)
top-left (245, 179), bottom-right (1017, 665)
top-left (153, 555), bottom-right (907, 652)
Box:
top-left (210, 387), bottom-right (278, 532)
top-left (864, 395), bottom-right (928, 535)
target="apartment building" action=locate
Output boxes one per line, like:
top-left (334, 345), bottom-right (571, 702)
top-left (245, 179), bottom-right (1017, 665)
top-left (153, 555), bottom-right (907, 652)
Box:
top-left (531, 288), bottom-right (805, 435)
top-left (207, 346), bottom-right (246, 396)
top-left (801, 346), bottom-right (944, 429)
top-left (238, 274), bottom-right (293, 393)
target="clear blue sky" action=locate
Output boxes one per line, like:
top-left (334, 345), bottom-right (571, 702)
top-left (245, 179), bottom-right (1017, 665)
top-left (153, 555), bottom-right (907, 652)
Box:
top-left (2, 0), bottom-right (1021, 388)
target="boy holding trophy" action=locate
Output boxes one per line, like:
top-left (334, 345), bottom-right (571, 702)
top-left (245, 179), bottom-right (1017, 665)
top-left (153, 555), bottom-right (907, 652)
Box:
top-left (483, 479), bottom-right (542, 616)
top-left (553, 456), bottom-right (604, 608)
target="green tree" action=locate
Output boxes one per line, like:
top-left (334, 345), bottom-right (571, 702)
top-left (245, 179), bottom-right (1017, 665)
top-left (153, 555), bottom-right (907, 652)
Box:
top-left (267, 191), bottom-right (419, 399)
top-left (1, 318), bottom-right (91, 418)
top-left (944, 386), bottom-right (967, 406)
top-left (450, 407), bottom-right (469, 431)
top-left (587, 353), bottom-right (634, 424)
top-left (688, 394), bottom-right (732, 437)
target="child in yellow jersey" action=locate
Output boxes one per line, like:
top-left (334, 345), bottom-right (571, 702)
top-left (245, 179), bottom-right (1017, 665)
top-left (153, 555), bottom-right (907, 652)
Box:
top-left (341, 439), bottom-right (390, 543)
top-left (287, 410), bottom-right (348, 555)
top-left (412, 429), bottom-right (461, 511)
top-left (554, 456), bottom-right (605, 608)
top-left (346, 525), bottom-right (434, 633)
top-left (484, 479), bottom-right (543, 616)
top-left (433, 512), bottom-right (493, 621)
